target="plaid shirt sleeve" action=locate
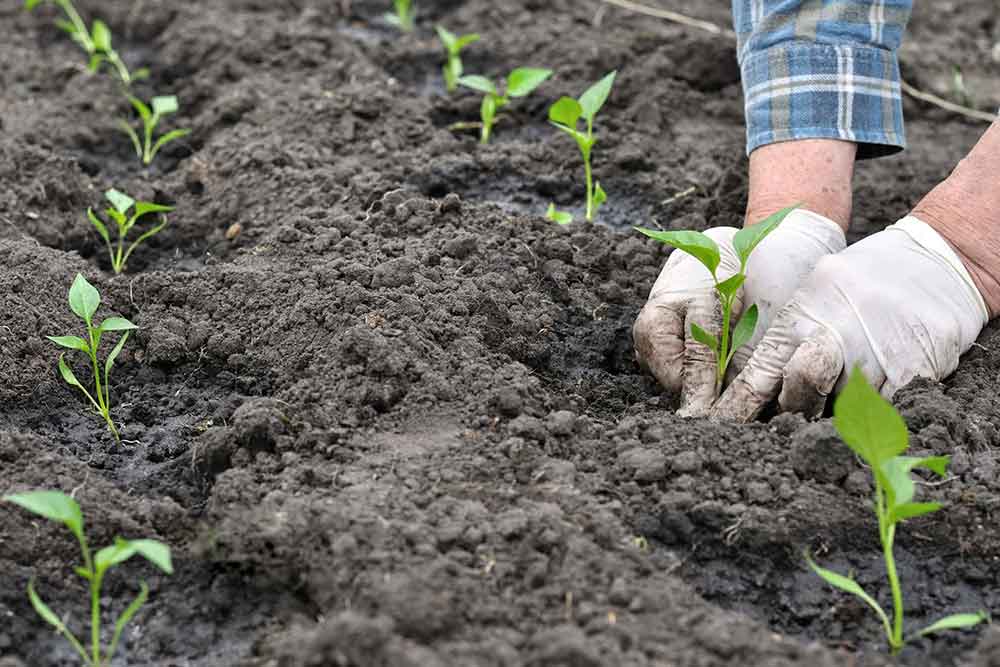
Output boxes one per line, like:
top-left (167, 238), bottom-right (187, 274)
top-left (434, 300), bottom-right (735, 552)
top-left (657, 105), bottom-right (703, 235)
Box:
top-left (733, 0), bottom-right (914, 159)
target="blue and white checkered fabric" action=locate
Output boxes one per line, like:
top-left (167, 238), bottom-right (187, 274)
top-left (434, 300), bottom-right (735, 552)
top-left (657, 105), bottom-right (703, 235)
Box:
top-left (732, 0), bottom-right (913, 158)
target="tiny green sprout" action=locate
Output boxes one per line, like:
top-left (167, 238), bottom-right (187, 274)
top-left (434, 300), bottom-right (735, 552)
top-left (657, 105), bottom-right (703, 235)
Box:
top-left (635, 205), bottom-right (796, 394)
top-left (545, 202), bottom-right (573, 225)
top-left (25, 0), bottom-right (148, 86)
top-left (119, 94), bottom-right (191, 166)
top-left (807, 368), bottom-right (989, 654)
top-left (548, 71), bottom-right (617, 222)
top-left (435, 26), bottom-right (480, 93)
top-left (47, 274), bottom-right (137, 442)
top-left (2, 490), bottom-right (172, 667)
top-left (385, 0), bottom-right (415, 32)
top-left (457, 68), bottom-right (553, 144)
top-left (88, 189), bottom-right (173, 274)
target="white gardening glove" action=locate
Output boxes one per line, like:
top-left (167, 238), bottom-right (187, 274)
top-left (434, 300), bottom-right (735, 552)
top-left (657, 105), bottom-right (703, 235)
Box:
top-left (712, 216), bottom-right (990, 422)
top-left (633, 209), bottom-right (846, 416)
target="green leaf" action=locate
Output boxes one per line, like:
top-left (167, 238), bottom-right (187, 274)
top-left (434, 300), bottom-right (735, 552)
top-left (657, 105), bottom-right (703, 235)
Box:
top-left (149, 128), bottom-right (192, 162)
top-left (733, 205), bottom-right (797, 268)
top-left (54, 18), bottom-right (78, 35)
top-left (105, 331), bottom-right (130, 378)
top-left (545, 203), bottom-right (573, 225)
top-left (28, 579), bottom-right (68, 631)
top-left (126, 94), bottom-right (151, 124)
top-left (99, 317), bottom-right (137, 332)
top-left (57, 353), bottom-right (85, 390)
top-left (68, 273), bottom-right (100, 322)
top-left (96, 537), bottom-right (139, 572)
top-left (87, 208), bottom-right (112, 246)
top-left (118, 120), bottom-right (143, 160)
top-left (435, 25), bottom-right (456, 49)
top-left (506, 68), bottom-right (552, 98)
top-left (833, 367), bottom-right (908, 472)
top-left (915, 612), bottom-right (989, 638)
top-left (25, 0), bottom-right (45, 10)
top-left (729, 304), bottom-right (758, 356)
top-left (880, 455), bottom-right (949, 520)
top-left (87, 53), bottom-right (105, 73)
top-left (131, 539), bottom-right (173, 574)
top-left (151, 95), bottom-right (179, 116)
top-left (579, 71), bottom-right (617, 121)
top-left (132, 67), bottom-right (150, 82)
top-left (634, 228), bottom-right (721, 277)
top-left (690, 322), bottom-right (718, 352)
top-left (806, 552), bottom-right (892, 640)
top-left (549, 97), bottom-right (583, 129)
top-left (134, 201), bottom-right (175, 218)
top-left (46, 335), bottom-right (90, 353)
top-left (3, 491), bottom-right (83, 538)
top-left (105, 189), bottom-right (134, 216)
top-left (480, 94), bottom-right (497, 127)
top-left (91, 19), bottom-right (111, 52)
top-left (593, 182), bottom-right (607, 210)
top-left (715, 273), bottom-right (745, 299)
top-left (454, 33), bottom-right (480, 51)
top-left (122, 219), bottom-right (168, 269)
top-left (457, 75), bottom-right (497, 96)
top-left (108, 583), bottom-right (149, 661)
top-left (890, 502), bottom-right (942, 522)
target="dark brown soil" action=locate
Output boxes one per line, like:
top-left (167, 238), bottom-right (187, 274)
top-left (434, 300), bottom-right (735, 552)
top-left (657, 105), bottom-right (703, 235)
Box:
top-left (2, 1), bottom-right (999, 666)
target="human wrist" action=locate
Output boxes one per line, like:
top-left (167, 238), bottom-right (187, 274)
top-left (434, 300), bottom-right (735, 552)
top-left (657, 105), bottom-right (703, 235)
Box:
top-left (746, 139), bottom-right (856, 232)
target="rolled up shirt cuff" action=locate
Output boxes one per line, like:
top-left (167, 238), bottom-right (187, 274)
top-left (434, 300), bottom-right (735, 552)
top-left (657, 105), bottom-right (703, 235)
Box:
top-left (741, 42), bottom-right (906, 159)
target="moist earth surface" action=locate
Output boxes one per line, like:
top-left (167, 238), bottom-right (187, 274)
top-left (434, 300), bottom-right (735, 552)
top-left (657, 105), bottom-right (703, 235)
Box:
top-left (1, 1), bottom-right (999, 666)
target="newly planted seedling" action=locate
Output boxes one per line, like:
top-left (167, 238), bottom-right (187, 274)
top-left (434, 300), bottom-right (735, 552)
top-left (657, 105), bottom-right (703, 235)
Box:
top-left (457, 68), bottom-right (553, 144)
top-left (635, 205), bottom-right (796, 393)
top-left (119, 94), bottom-right (191, 166)
top-left (48, 274), bottom-right (137, 441)
top-left (807, 368), bottom-right (988, 654)
top-left (385, 0), bottom-right (415, 32)
top-left (547, 71), bottom-right (616, 222)
top-left (25, 0), bottom-right (148, 86)
top-left (88, 189), bottom-right (173, 274)
top-left (3, 490), bottom-right (173, 667)
top-left (436, 26), bottom-right (480, 93)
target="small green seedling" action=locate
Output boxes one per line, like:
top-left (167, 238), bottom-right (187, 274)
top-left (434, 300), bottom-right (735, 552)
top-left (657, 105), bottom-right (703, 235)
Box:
top-left (807, 368), bottom-right (988, 654)
top-left (88, 189), bottom-right (173, 274)
top-left (385, 0), bottom-right (414, 32)
top-left (547, 71), bottom-right (617, 223)
top-left (119, 94), bottom-right (191, 166)
top-left (25, 0), bottom-right (148, 86)
top-left (457, 68), bottom-right (553, 144)
top-left (48, 274), bottom-right (137, 442)
top-left (635, 205), bottom-right (796, 393)
top-left (545, 203), bottom-right (573, 225)
top-left (3, 490), bottom-right (172, 667)
top-left (435, 26), bottom-right (480, 93)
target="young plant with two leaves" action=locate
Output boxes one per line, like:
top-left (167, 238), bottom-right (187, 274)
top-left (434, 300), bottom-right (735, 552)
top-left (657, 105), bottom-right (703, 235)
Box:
top-left (457, 68), bottom-right (552, 144)
top-left (635, 205), bottom-right (795, 394)
top-left (436, 26), bottom-right (480, 93)
top-left (386, 0), bottom-right (415, 32)
top-left (3, 490), bottom-right (173, 667)
top-left (48, 274), bottom-right (137, 442)
top-left (120, 94), bottom-right (191, 166)
top-left (25, 0), bottom-right (148, 86)
top-left (546, 71), bottom-right (616, 224)
top-left (88, 188), bottom-right (173, 274)
top-left (806, 368), bottom-right (988, 654)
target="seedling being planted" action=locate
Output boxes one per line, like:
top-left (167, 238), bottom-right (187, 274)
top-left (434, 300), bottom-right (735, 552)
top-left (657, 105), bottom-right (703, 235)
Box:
top-left (3, 490), bottom-right (173, 667)
top-left (807, 368), bottom-right (988, 654)
top-left (119, 94), bottom-right (191, 166)
top-left (48, 274), bottom-right (137, 442)
top-left (25, 0), bottom-right (148, 86)
top-left (547, 71), bottom-right (617, 223)
top-left (88, 189), bottom-right (173, 274)
top-left (457, 68), bottom-right (553, 144)
top-left (635, 205), bottom-right (796, 394)
top-left (385, 0), bottom-right (415, 32)
top-left (435, 26), bottom-right (480, 93)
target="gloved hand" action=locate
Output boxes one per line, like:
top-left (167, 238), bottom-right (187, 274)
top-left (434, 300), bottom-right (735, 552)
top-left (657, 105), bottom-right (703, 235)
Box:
top-left (632, 209), bottom-right (847, 416)
top-left (712, 216), bottom-right (990, 422)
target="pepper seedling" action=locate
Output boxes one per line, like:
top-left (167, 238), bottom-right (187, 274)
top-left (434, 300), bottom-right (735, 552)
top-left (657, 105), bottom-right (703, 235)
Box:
top-left (435, 26), bottom-right (480, 93)
top-left (3, 490), bottom-right (173, 667)
top-left (457, 68), bottom-right (553, 144)
top-left (47, 274), bottom-right (137, 442)
top-left (385, 0), bottom-right (414, 32)
top-left (119, 94), bottom-right (191, 166)
top-left (635, 205), bottom-right (796, 394)
top-left (547, 71), bottom-right (617, 223)
top-left (25, 0), bottom-right (148, 86)
top-left (88, 189), bottom-right (173, 274)
top-left (807, 368), bottom-right (988, 654)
